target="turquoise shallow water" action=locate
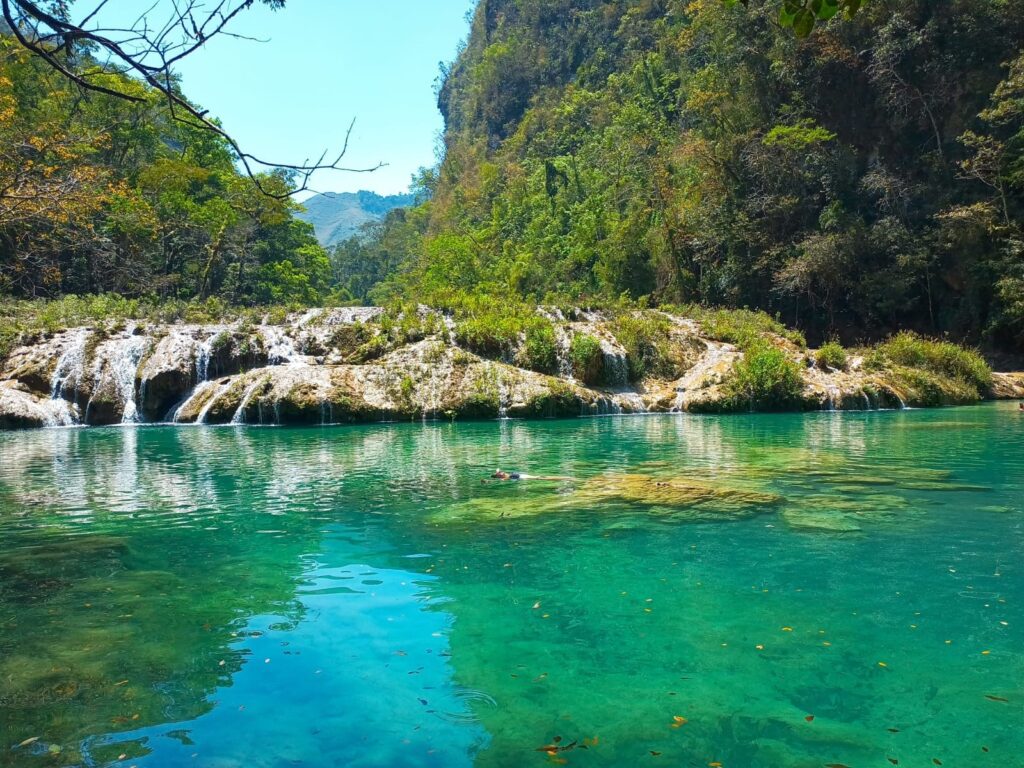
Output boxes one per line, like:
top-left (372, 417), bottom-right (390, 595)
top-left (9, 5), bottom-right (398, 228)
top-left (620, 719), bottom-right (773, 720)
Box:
top-left (0, 404), bottom-right (1022, 768)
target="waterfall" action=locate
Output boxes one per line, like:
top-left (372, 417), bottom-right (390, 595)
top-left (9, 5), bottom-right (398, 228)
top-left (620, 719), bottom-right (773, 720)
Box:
top-left (295, 308), bottom-right (323, 327)
top-left (553, 325), bottom-right (574, 380)
top-left (231, 377), bottom-right (266, 425)
top-left (47, 329), bottom-right (89, 425)
top-left (826, 386), bottom-right (840, 412)
top-left (261, 326), bottom-right (297, 365)
top-left (320, 399), bottom-right (333, 425)
top-left (602, 349), bottom-right (629, 388)
top-left (171, 380), bottom-right (212, 423)
top-left (496, 371), bottom-right (510, 419)
top-left (862, 391), bottom-right (872, 411)
top-left (84, 329), bottom-right (149, 423)
top-left (195, 332), bottom-right (221, 382)
top-left (114, 333), bottom-right (150, 423)
top-left (670, 388), bottom-right (686, 413)
top-left (196, 380), bottom-right (232, 424)
top-left (615, 392), bottom-right (647, 414)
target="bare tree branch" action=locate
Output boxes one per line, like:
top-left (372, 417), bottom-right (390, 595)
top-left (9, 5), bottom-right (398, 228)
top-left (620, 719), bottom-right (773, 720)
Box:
top-left (1, 0), bottom-right (383, 197)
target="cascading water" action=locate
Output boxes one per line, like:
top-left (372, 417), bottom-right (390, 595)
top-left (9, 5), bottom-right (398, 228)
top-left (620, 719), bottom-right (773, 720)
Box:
top-left (113, 333), bottom-right (150, 423)
top-left (47, 329), bottom-right (89, 425)
top-left (261, 326), bottom-right (297, 365)
top-left (196, 380), bottom-right (233, 424)
top-left (553, 326), bottom-right (574, 381)
top-left (84, 329), bottom-right (150, 423)
top-left (496, 370), bottom-right (511, 420)
top-left (195, 332), bottom-right (221, 382)
top-left (171, 381), bottom-right (215, 423)
top-left (602, 349), bottom-right (630, 389)
top-left (826, 386), bottom-right (841, 412)
top-left (231, 377), bottom-right (266, 425)
top-left (295, 308), bottom-right (323, 327)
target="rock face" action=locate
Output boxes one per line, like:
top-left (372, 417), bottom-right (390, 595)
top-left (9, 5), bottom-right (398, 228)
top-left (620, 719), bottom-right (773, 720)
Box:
top-left (0, 307), bottom-right (1019, 430)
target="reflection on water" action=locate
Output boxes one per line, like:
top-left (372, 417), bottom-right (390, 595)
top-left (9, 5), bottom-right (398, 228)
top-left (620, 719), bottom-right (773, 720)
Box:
top-left (0, 405), bottom-right (1022, 767)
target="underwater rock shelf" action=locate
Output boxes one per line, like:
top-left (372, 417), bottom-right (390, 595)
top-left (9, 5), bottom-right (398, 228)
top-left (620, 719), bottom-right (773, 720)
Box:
top-left (1, 307), bottom-right (1021, 430)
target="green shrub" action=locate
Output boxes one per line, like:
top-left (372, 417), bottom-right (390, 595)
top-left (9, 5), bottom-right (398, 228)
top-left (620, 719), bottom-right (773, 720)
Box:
top-left (669, 304), bottom-right (807, 349)
top-left (725, 342), bottom-right (805, 410)
top-left (399, 375), bottom-right (415, 407)
top-left (873, 332), bottom-right (991, 395)
top-left (610, 313), bottom-right (679, 381)
top-left (815, 340), bottom-right (847, 370)
top-left (569, 333), bottom-right (604, 385)
top-left (520, 319), bottom-right (558, 373)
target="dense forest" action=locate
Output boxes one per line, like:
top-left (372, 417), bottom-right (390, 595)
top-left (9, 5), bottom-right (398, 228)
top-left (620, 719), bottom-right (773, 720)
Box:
top-left (4, 1), bottom-right (1024, 354)
top-left (0, 34), bottom-right (332, 305)
top-left (337, 0), bottom-right (1024, 351)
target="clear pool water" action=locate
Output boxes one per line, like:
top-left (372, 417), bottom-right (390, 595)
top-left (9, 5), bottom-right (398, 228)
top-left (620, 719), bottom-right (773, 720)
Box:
top-left (1, 404), bottom-right (1021, 767)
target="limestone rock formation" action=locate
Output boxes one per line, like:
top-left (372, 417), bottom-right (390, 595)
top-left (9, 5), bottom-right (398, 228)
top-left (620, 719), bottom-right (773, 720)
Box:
top-left (0, 307), bottom-right (1019, 430)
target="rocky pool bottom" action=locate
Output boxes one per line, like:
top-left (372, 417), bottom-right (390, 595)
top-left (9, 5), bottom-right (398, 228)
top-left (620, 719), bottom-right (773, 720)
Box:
top-left (0, 405), bottom-right (1021, 767)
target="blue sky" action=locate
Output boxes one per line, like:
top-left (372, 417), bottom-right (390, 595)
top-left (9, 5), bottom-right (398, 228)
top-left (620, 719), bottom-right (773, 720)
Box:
top-left (78, 1), bottom-right (476, 197)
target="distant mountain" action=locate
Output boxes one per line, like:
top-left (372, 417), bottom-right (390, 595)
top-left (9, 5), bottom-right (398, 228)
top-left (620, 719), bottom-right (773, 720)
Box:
top-left (297, 191), bottom-right (415, 248)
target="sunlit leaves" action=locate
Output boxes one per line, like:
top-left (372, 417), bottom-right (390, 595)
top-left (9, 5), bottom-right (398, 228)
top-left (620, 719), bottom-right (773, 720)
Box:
top-left (722, 0), bottom-right (866, 37)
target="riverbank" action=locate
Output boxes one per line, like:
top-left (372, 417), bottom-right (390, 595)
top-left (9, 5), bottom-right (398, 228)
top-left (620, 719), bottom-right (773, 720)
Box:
top-left (1, 306), bottom-right (1021, 430)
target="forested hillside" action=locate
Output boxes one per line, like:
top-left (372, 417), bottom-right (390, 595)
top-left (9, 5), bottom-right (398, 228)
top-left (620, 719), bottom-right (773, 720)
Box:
top-left (297, 191), bottom-right (416, 248)
top-left (0, 36), bottom-right (331, 305)
top-left (341, 0), bottom-right (1024, 351)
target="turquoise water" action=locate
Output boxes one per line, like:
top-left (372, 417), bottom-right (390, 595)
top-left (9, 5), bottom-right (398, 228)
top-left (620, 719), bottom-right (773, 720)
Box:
top-left (0, 404), bottom-right (1021, 767)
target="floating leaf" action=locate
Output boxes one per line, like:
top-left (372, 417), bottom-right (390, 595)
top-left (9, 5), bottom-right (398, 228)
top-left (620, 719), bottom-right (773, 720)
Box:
top-left (984, 694), bottom-right (1008, 703)
top-left (805, 715), bottom-right (815, 722)
top-left (16, 737), bottom-right (40, 749)
top-left (651, 751), bottom-right (662, 756)
top-left (888, 759), bottom-right (898, 766)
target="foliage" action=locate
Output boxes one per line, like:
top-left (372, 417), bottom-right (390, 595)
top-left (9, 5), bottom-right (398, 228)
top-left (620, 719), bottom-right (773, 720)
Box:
top-left (670, 305), bottom-right (807, 350)
top-left (0, 294), bottom-right (305, 362)
top-left (569, 333), bottom-right (604, 385)
top-left (723, 0), bottom-right (866, 38)
top-left (815, 340), bottom-right (848, 370)
top-left (725, 341), bottom-right (807, 410)
top-left (0, 36), bottom-right (330, 305)
top-left (610, 313), bottom-right (680, 381)
top-left (348, 0), bottom-right (1024, 357)
top-left (520, 320), bottom-right (558, 374)
top-left (869, 331), bottom-right (992, 394)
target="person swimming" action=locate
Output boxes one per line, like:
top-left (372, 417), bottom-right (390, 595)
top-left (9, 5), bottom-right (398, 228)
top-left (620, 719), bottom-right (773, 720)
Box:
top-left (489, 468), bottom-right (572, 481)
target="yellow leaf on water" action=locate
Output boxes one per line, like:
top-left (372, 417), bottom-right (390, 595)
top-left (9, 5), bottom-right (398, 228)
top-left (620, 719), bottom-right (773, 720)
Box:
top-left (755, 645), bottom-right (764, 651)
top-left (878, 662), bottom-right (888, 667)
top-left (981, 650), bottom-right (991, 655)
top-left (781, 627), bottom-right (793, 632)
